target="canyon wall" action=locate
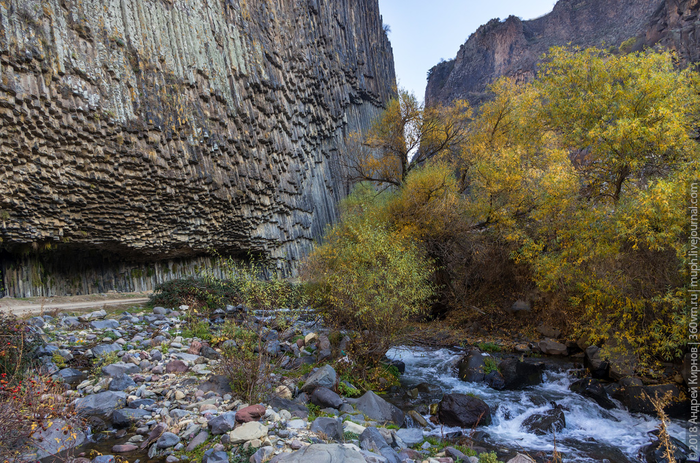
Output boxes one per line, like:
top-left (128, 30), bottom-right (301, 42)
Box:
top-left (426, 0), bottom-right (699, 106)
top-left (0, 0), bottom-right (396, 297)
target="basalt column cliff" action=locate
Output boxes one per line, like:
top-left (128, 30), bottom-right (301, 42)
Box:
top-left (0, 0), bottom-right (396, 297)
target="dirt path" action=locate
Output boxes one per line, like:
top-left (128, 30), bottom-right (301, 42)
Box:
top-left (0, 292), bottom-right (151, 317)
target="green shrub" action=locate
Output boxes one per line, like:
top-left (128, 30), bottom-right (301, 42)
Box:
top-left (181, 320), bottom-right (212, 341)
top-left (477, 342), bottom-right (501, 353)
top-left (303, 185), bottom-right (435, 364)
top-left (483, 357), bottom-right (499, 374)
top-left (478, 452), bottom-right (503, 463)
top-left (150, 276), bottom-right (240, 312)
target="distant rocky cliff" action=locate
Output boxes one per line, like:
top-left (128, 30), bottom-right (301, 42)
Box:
top-left (426, 0), bottom-right (699, 106)
top-left (0, 0), bottom-right (395, 297)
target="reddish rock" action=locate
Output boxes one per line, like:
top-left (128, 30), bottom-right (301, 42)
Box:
top-left (113, 444), bottom-right (138, 453)
top-left (296, 339), bottom-right (304, 348)
top-left (188, 341), bottom-right (203, 355)
top-left (235, 404), bottom-right (266, 423)
top-left (165, 360), bottom-right (189, 373)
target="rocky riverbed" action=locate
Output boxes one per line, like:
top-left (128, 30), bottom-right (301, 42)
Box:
top-left (21, 305), bottom-right (693, 463)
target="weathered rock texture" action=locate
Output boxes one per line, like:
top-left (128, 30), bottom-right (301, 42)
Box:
top-left (426, 0), bottom-right (699, 106)
top-left (0, 0), bottom-right (395, 296)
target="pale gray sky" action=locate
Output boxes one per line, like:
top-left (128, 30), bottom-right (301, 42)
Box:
top-left (377, 0), bottom-right (558, 102)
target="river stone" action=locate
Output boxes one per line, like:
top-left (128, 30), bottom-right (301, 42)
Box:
top-left (300, 365), bottom-right (337, 393)
top-left (521, 408), bottom-right (566, 435)
top-left (81, 310), bottom-right (107, 322)
top-left (53, 368), bottom-right (87, 385)
top-left (92, 456), bottom-right (115, 463)
top-left (198, 375), bottom-right (233, 395)
top-left (92, 343), bottom-right (122, 357)
top-left (536, 324), bottom-right (561, 339)
top-left (310, 417), bottom-right (343, 441)
top-left (92, 320), bottom-right (120, 330)
top-left (157, 432), bottom-right (181, 449)
top-left (498, 358), bottom-right (544, 389)
top-left (26, 419), bottom-right (87, 460)
top-left (174, 353), bottom-right (200, 362)
top-left (584, 346), bottom-right (610, 379)
top-left (103, 362), bottom-right (141, 376)
top-left (538, 339), bottom-right (567, 356)
top-left (396, 429), bottom-right (423, 447)
top-left (251, 446), bottom-right (275, 463)
top-left (166, 360), bottom-right (189, 373)
top-left (506, 455), bottom-right (536, 463)
top-left (343, 420), bottom-right (366, 435)
top-left (271, 444), bottom-right (366, 463)
top-left (112, 408), bottom-right (151, 428)
top-left (311, 387), bottom-right (344, 409)
top-left (236, 404), bottom-right (266, 423)
top-left (227, 421), bottom-right (268, 444)
top-left (457, 349), bottom-right (486, 382)
top-left (642, 434), bottom-right (691, 463)
top-left (359, 427), bottom-right (401, 463)
top-left (186, 430), bottom-right (209, 452)
top-left (621, 384), bottom-right (689, 419)
top-left (209, 411), bottom-right (237, 434)
top-left (569, 378), bottom-right (616, 410)
top-left (202, 449), bottom-right (230, 463)
top-left (75, 391), bottom-right (127, 418)
top-left (437, 393), bottom-right (491, 427)
top-left (109, 373), bottom-right (136, 391)
top-left (112, 444), bottom-right (138, 453)
top-left (356, 391), bottom-right (404, 426)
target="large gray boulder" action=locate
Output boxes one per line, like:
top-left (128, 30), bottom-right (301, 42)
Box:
top-left (356, 391), bottom-right (404, 426)
top-left (300, 365), bottom-right (337, 393)
top-left (499, 358), bottom-right (544, 389)
top-left (457, 349), bottom-right (486, 382)
top-left (396, 429), bottom-right (423, 447)
top-left (584, 346), bottom-right (609, 379)
top-left (437, 393), bottom-right (491, 427)
top-left (311, 387), bottom-right (344, 409)
top-left (309, 417), bottom-right (343, 441)
top-left (359, 427), bottom-right (401, 463)
top-left (521, 408), bottom-right (566, 435)
top-left (91, 320), bottom-right (120, 330)
top-left (270, 444), bottom-right (366, 463)
top-left (75, 391), bottom-right (127, 418)
top-left (102, 362), bottom-right (141, 376)
top-left (208, 411), bottom-right (237, 435)
top-left (108, 374), bottom-right (136, 391)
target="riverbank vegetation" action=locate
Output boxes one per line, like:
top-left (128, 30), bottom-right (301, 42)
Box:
top-left (308, 45), bottom-right (698, 372)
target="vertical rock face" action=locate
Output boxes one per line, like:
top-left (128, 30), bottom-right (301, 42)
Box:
top-left (425, 0), bottom-right (699, 107)
top-left (0, 0), bottom-right (396, 296)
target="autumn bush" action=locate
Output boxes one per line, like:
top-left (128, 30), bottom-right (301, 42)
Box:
top-left (0, 374), bottom-right (83, 462)
top-left (0, 312), bottom-right (40, 385)
top-left (302, 183), bottom-right (435, 363)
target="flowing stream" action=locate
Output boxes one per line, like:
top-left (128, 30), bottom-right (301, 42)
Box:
top-left (386, 347), bottom-right (688, 463)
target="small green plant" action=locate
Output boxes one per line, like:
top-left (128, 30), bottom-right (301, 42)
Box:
top-left (384, 423), bottom-right (399, 430)
top-left (307, 403), bottom-right (322, 421)
top-left (103, 331), bottom-right (118, 340)
top-left (338, 381), bottom-right (361, 398)
top-left (478, 452), bottom-right (503, 463)
top-left (230, 445), bottom-right (257, 463)
top-left (477, 342), bottom-right (501, 353)
top-left (51, 352), bottom-right (67, 369)
top-left (182, 320), bottom-right (212, 341)
top-left (160, 342), bottom-right (169, 355)
top-left (343, 431), bottom-right (360, 442)
top-left (483, 357), bottom-right (499, 374)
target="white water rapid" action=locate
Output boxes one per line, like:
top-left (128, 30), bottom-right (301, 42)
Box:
top-left (386, 347), bottom-right (689, 463)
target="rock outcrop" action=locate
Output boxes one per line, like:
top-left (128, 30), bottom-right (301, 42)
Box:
top-left (0, 0), bottom-right (395, 296)
top-left (425, 0), bottom-right (699, 106)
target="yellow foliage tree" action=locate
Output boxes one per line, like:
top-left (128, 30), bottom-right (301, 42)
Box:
top-left (346, 88), bottom-right (471, 187)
